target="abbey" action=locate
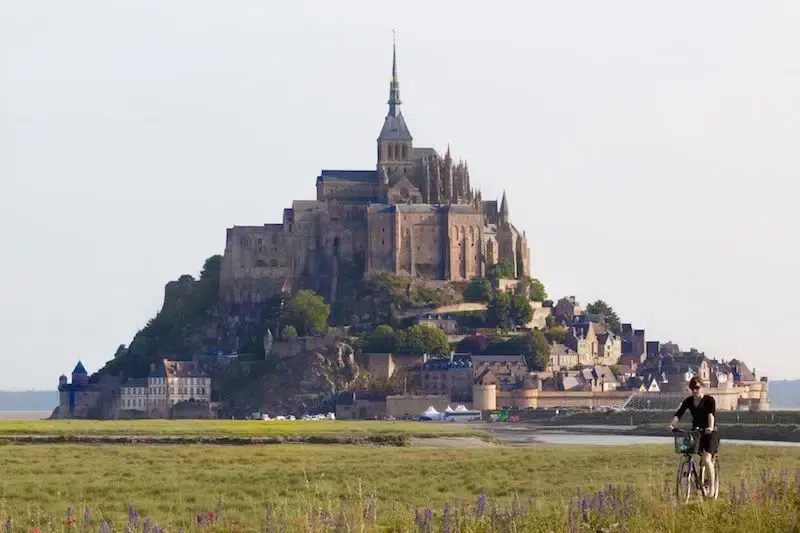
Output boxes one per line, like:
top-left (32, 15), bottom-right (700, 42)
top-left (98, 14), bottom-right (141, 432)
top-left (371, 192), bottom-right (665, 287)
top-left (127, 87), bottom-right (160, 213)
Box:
top-left (220, 42), bottom-right (530, 305)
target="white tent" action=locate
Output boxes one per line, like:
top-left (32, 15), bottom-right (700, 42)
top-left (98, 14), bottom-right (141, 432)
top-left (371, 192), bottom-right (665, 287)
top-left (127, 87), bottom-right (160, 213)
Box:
top-left (421, 406), bottom-right (442, 420)
top-left (454, 404), bottom-right (469, 412)
top-left (444, 405), bottom-right (454, 412)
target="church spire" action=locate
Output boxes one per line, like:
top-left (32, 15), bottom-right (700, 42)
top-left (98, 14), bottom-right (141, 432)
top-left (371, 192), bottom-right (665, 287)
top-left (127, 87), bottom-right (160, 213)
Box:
top-left (500, 190), bottom-right (509, 223)
top-left (387, 30), bottom-right (402, 118)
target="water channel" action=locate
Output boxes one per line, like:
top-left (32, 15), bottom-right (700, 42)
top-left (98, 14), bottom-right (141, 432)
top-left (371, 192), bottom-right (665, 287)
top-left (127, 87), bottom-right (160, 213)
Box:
top-left (477, 424), bottom-right (800, 447)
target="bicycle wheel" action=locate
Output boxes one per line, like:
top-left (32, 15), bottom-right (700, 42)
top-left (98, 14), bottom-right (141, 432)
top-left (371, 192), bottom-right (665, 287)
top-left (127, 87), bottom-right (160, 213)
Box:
top-left (676, 457), bottom-right (693, 503)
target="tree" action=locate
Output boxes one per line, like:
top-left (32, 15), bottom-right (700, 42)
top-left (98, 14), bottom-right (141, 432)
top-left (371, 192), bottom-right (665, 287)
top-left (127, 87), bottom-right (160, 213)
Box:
top-left (457, 335), bottom-right (489, 355)
top-left (585, 300), bottom-right (622, 334)
top-left (486, 292), bottom-right (512, 329)
top-left (529, 278), bottom-right (547, 302)
top-left (364, 325), bottom-right (398, 353)
top-left (280, 325), bottom-right (298, 340)
top-left (487, 261), bottom-right (515, 281)
top-left (398, 325), bottom-right (450, 355)
top-left (463, 277), bottom-right (492, 302)
top-left (200, 255), bottom-right (223, 281)
top-left (510, 293), bottom-right (533, 326)
top-left (282, 290), bottom-right (330, 336)
top-left (544, 325), bottom-right (568, 345)
top-left (528, 329), bottom-right (551, 371)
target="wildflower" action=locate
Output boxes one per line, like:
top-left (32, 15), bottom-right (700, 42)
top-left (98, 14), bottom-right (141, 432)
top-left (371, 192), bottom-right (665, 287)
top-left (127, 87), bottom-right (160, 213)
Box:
top-left (441, 502), bottom-right (452, 533)
top-left (128, 505), bottom-right (138, 527)
top-left (215, 497), bottom-right (222, 520)
top-left (3, 517), bottom-right (10, 533)
top-left (84, 508), bottom-right (92, 526)
top-left (143, 517), bottom-right (152, 533)
top-left (208, 511), bottom-right (216, 522)
top-left (99, 522), bottom-right (110, 533)
top-left (476, 490), bottom-right (488, 517)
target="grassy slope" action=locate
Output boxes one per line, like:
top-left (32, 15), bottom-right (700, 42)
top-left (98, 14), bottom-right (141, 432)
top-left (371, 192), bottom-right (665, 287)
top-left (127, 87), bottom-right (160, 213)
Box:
top-left (0, 443), bottom-right (798, 529)
top-left (0, 420), bottom-right (484, 438)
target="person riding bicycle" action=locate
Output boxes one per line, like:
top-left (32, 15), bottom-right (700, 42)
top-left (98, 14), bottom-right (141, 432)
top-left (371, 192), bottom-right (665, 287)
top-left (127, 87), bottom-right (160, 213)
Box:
top-left (668, 376), bottom-right (719, 494)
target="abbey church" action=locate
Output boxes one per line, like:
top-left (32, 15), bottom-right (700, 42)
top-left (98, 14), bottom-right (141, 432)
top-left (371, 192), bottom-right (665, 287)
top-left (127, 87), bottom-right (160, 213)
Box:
top-left (220, 42), bottom-right (530, 305)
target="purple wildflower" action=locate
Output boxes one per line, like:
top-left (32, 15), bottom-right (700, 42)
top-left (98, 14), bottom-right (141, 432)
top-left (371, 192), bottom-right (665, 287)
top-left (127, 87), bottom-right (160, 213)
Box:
top-left (215, 497), bottom-right (223, 519)
top-left (568, 499), bottom-right (578, 533)
top-left (84, 508), bottom-right (92, 526)
top-left (476, 490), bottom-right (488, 517)
top-left (99, 522), bottom-right (110, 533)
top-left (128, 505), bottom-right (138, 527)
top-left (66, 507), bottom-right (74, 525)
top-left (441, 502), bottom-right (452, 533)
top-left (143, 516), bottom-right (152, 533)
top-left (3, 516), bottom-right (10, 533)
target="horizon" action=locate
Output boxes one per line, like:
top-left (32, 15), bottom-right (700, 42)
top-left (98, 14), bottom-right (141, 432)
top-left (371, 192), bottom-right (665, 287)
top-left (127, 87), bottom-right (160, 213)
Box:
top-left (2, 1), bottom-right (799, 388)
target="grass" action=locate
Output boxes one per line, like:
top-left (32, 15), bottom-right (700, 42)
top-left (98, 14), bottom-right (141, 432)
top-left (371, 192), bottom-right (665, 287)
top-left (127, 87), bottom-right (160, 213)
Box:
top-left (0, 420), bottom-right (487, 442)
top-left (0, 443), bottom-right (799, 531)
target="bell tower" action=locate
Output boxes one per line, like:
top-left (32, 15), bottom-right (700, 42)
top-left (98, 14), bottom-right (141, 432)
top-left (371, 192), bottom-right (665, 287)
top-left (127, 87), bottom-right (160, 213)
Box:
top-left (377, 32), bottom-right (413, 176)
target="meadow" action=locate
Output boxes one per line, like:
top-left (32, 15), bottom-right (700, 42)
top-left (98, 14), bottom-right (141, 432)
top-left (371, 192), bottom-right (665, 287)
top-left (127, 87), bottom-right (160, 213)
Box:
top-left (0, 420), bottom-right (486, 445)
top-left (0, 441), bottom-right (798, 532)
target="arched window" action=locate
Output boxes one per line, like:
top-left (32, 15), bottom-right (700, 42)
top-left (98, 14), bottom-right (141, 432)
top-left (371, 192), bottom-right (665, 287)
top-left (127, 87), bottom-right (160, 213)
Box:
top-left (402, 144), bottom-right (408, 159)
top-left (388, 144), bottom-right (394, 160)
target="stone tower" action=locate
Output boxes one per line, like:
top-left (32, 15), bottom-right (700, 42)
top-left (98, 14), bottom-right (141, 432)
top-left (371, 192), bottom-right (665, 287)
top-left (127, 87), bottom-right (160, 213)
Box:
top-left (71, 360), bottom-right (89, 387)
top-left (377, 35), bottom-right (414, 178)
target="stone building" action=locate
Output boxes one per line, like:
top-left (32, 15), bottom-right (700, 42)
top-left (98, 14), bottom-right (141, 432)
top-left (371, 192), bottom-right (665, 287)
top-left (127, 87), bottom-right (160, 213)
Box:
top-left (119, 359), bottom-right (211, 418)
top-left (564, 321), bottom-right (622, 366)
top-left (420, 356), bottom-right (473, 402)
top-left (56, 361), bottom-right (102, 419)
top-left (219, 40), bottom-right (530, 305)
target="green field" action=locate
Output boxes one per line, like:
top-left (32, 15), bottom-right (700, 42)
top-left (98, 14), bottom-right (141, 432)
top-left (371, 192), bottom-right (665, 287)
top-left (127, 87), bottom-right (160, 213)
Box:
top-left (1, 442), bottom-right (798, 532)
top-left (0, 419), bottom-right (486, 442)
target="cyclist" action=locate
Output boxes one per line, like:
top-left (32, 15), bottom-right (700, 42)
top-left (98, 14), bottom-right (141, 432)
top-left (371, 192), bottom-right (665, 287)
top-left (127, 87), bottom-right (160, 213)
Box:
top-left (668, 376), bottom-right (719, 495)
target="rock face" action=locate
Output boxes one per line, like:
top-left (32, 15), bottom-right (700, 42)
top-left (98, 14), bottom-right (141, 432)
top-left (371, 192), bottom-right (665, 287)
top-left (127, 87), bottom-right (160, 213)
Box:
top-left (213, 340), bottom-right (363, 417)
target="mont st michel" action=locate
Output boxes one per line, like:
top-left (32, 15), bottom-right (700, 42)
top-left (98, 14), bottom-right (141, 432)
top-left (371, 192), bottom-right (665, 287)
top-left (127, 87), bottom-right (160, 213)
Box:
top-left (5, 5), bottom-right (800, 531)
top-left (53, 41), bottom-right (767, 421)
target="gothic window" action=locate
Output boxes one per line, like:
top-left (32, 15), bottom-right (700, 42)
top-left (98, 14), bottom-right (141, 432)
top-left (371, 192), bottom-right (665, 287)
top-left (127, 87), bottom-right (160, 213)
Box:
top-left (388, 145), bottom-right (394, 159)
top-left (402, 144), bottom-right (408, 159)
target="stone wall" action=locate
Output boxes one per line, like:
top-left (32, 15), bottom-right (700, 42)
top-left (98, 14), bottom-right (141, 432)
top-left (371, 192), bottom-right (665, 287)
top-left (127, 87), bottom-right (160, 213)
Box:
top-left (386, 394), bottom-right (454, 418)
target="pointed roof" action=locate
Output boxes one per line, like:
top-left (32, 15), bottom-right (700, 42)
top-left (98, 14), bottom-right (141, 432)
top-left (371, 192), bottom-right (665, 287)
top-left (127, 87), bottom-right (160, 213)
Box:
top-left (378, 34), bottom-right (412, 141)
top-left (72, 361), bottom-right (87, 375)
top-left (387, 30), bottom-right (402, 117)
top-left (499, 190), bottom-right (509, 218)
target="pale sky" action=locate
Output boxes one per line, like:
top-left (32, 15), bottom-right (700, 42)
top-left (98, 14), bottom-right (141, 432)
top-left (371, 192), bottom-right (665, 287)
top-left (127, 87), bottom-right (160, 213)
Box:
top-left (1, 1), bottom-right (798, 390)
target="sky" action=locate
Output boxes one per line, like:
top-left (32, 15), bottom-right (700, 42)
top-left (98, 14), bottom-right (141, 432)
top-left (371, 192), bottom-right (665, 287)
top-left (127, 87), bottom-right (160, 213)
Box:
top-left (1, 1), bottom-right (799, 390)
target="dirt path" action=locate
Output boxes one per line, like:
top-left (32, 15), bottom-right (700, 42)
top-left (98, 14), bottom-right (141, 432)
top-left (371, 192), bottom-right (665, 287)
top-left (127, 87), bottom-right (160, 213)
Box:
top-left (408, 436), bottom-right (498, 448)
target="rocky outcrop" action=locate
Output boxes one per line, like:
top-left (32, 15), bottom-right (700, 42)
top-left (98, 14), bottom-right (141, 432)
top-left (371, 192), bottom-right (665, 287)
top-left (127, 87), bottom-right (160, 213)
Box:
top-left (213, 340), bottom-right (363, 417)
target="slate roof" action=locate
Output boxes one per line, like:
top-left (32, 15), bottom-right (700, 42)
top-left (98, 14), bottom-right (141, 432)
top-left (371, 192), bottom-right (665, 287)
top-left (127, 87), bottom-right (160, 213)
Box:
top-left (471, 354), bottom-right (527, 366)
top-left (550, 343), bottom-right (576, 356)
top-left (411, 147), bottom-right (438, 160)
top-left (378, 113), bottom-right (412, 141)
top-left (72, 361), bottom-right (87, 375)
top-left (318, 170), bottom-right (377, 183)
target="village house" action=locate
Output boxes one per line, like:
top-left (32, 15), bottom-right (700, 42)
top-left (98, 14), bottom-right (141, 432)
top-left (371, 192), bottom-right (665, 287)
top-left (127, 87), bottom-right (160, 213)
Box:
top-left (419, 355), bottom-right (473, 402)
top-left (119, 359), bottom-right (212, 417)
top-left (553, 296), bottom-right (582, 325)
top-left (525, 300), bottom-right (552, 330)
top-left (548, 343), bottom-right (579, 371)
top-left (472, 354), bottom-right (530, 391)
top-left (564, 321), bottom-right (621, 366)
top-left (416, 313), bottom-right (459, 335)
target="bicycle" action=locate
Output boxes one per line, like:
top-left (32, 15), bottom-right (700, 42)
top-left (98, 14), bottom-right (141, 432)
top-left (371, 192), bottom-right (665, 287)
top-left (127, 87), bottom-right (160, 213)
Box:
top-left (672, 428), bottom-right (720, 503)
